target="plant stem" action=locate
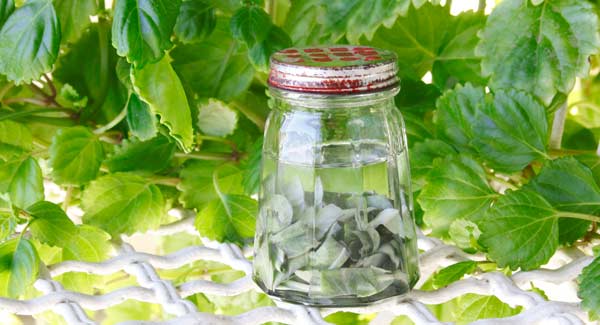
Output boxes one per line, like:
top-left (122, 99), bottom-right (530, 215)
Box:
top-left (549, 148), bottom-right (596, 156)
top-left (94, 106), bottom-right (127, 134)
top-left (42, 74), bottom-right (57, 97)
top-left (478, 0), bottom-right (486, 12)
top-left (0, 107), bottom-right (75, 121)
top-left (174, 152), bottom-right (233, 161)
top-left (549, 102), bottom-right (567, 150)
top-left (0, 83), bottom-right (13, 100)
top-left (198, 135), bottom-right (237, 149)
top-left (2, 97), bottom-right (59, 107)
top-left (17, 116), bottom-right (77, 126)
top-left (556, 212), bottom-right (600, 223)
top-left (150, 176), bottom-right (181, 187)
top-left (62, 186), bottom-right (72, 211)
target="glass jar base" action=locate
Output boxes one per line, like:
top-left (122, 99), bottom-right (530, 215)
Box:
top-left (255, 279), bottom-right (411, 307)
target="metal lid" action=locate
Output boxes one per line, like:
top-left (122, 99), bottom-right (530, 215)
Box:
top-left (268, 45), bottom-right (398, 94)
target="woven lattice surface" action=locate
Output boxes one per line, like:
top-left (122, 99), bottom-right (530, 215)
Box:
top-left (0, 215), bottom-right (594, 325)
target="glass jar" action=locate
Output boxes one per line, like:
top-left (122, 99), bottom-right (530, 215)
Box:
top-left (253, 46), bottom-right (419, 307)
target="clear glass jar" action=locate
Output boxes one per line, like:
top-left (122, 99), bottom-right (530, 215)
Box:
top-left (253, 46), bottom-right (419, 307)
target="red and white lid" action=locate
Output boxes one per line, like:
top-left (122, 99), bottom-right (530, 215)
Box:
top-left (268, 45), bottom-right (398, 94)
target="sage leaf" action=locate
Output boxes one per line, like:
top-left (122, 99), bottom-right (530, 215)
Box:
top-left (319, 267), bottom-right (399, 298)
top-left (311, 235), bottom-right (349, 270)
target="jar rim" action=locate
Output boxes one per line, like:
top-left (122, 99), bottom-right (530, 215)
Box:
top-left (268, 86), bottom-right (400, 109)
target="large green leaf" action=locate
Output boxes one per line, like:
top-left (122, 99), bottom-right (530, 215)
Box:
top-left (477, 0), bottom-right (600, 105)
top-left (419, 155), bottom-right (497, 237)
top-left (178, 161), bottom-right (244, 210)
top-left (105, 135), bottom-right (176, 173)
top-left (367, 2), bottom-right (449, 80)
top-left (248, 25), bottom-right (291, 72)
top-left (579, 255), bottom-right (600, 319)
top-left (0, 0), bottom-right (60, 83)
top-left (131, 54), bottom-right (194, 151)
top-left (472, 89), bottom-right (548, 173)
top-left (478, 189), bottom-right (558, 270)
top-left (26, 201), bottom-right (77, 248)
top-left (409, 139), bottom-right (456, 191)
top-left (241, 138), bottom-right (262, 195)
top-left (434, 83), bottom-right (484, 151)
top-left (0, 0), bottom-right (13, 29)
top-left (0, 194), bottom-right (15, 242)
top-left (0, 238), bottom-right (39, 298)
top-left (283, 0), bottom-right (327, 45)
top-left (82, 173), bottom-right (165, 236)
top-left (395, 78), bottom-right (441, 114)
top-left (48, 126), bottom-right (104, 185)
top-left (451, 294), bottom-right (521, 323)
top-left (6, 157), bottom-right (44, 209)
top-left (54, 0), bottom-right (97, 43)
top-left (174, 0), bottom-right (216, 44)
top-left (230, 6), bottom-right (272, 47)
top-left (53, 23), bottom-right (128, 122)
top-left (125, 92), bottom-right (158, 141)
top-left (196, 99), bottom-right (238, 137)
top-left (195, 194), bottom-right (257, 244)
top-left (171, 19), bottom-right (254, 102)
top-left (528, 157), bottom-right (600, 245)
top-left (111, 0), bottom-right (181, 67)
top-left (285, 0), bottom-right (423, 45)
top-left (367, 3), bottom-right (485, 87)
top-left (0, 120), bottom-right (32, 160)
top-left (59, 225), bottom-right (112, 294)
top-left (432, 261), bottom-right (477, 289)
top-left (432, 10), bottom-right (487, 89)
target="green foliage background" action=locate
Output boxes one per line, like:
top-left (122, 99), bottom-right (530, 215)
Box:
top-left (0, 0), bottom-right (599, 323)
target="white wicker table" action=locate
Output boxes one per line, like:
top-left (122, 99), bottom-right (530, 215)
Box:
top-left (0, 214), bottom-right (594, 325)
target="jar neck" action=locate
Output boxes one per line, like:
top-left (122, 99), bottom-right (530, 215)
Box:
top-left (268, 87), bottom-right (399, 111)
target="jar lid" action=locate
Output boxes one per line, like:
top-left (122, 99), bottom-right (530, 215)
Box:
top-left (268, 45), bottom-right (398, 94)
